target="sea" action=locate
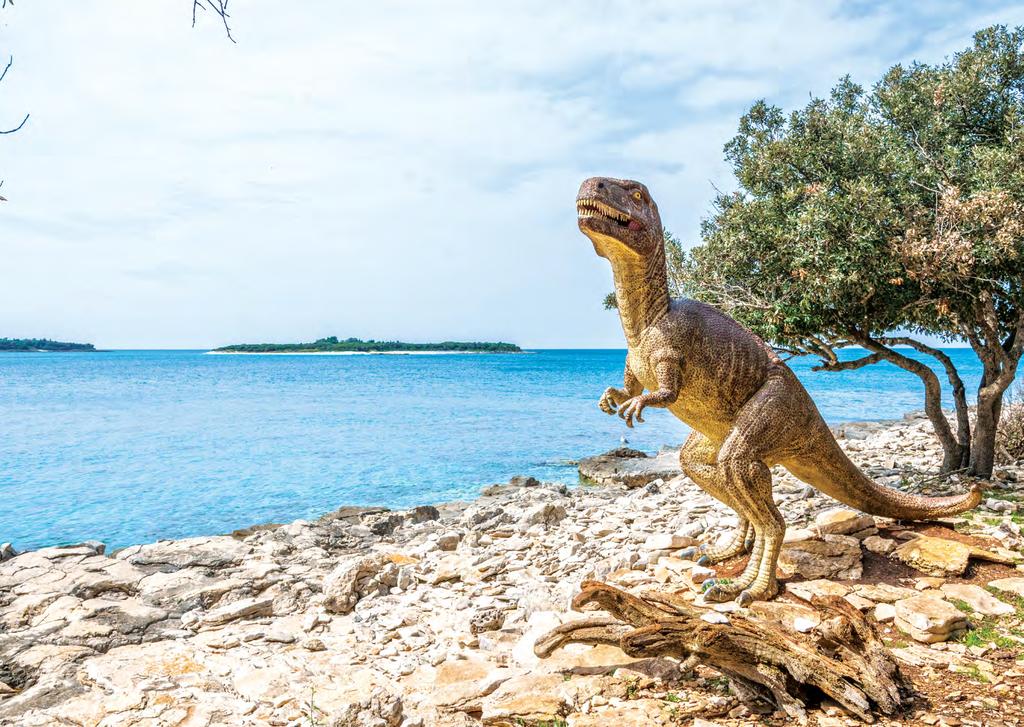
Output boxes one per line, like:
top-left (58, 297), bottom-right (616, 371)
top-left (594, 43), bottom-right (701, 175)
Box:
top-left (0, 348), bottom-right (986, 551)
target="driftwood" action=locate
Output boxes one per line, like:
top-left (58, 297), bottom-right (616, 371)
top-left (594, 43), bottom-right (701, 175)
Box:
top-left (534, 581), bottom-right (908, 723)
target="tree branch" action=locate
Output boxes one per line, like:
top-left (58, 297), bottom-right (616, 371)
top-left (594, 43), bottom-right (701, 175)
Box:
top-left (812, 352), bottom-right (886, 372)
top-left (192, 0), bottom-right (236, 43)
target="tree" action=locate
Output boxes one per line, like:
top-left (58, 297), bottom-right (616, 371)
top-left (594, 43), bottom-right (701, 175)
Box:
top-left (682, 25), bottom-right (1024, 477)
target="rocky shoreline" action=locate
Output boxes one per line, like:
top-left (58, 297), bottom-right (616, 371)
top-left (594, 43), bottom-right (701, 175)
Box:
top-left (2, 413), bottom-right (1024, 726)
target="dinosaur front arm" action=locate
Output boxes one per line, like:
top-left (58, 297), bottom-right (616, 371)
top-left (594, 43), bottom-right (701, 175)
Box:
top-left (599, 362), bottom-right (643, 415)
top-left (619, 359), bottom-right (680, 428)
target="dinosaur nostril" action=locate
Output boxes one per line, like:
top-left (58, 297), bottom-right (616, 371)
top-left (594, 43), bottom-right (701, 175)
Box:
top-left (597, 182), bottom-right (604, 189)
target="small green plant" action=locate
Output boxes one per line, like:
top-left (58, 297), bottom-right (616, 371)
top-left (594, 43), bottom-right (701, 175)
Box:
top-left (302, 686), bottom-right (326, 727)
top-left (957, 623), bottom-right (1016, 650)
top-left (983, 517), bottom-right (1003, 526)
top-left (625, 677), bottom-right (641, 699)
top-left (664, 691), bottom-right (682, 703)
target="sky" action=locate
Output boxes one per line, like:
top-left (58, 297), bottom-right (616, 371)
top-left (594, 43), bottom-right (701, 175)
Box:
top-left (2, 1), bottom-right (1024, 349)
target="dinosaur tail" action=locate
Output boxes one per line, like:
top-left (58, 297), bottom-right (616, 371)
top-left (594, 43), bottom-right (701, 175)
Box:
top-left (785, 427), bottom-right (983, 521)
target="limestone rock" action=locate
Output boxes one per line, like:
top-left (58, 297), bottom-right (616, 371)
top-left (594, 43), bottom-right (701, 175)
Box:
top-left (480, 674), bottom-right (570, 725)
top-left (323, 554), bottom-right (392, 614)
top-left (0, 543), bottom-right (16, 562)
top-left (894, 595), bottom-right (968, 643)
top-left (815, 508), bottom-right (875, 537)
top-left (118, 536), bottom-right (251, 571)
top-left (784, 579), bottom-right (849, 601)
top-left (427, 660), bottom-right (510, 710)
top-left (329, 687), bottom-right (403, 727)
top-left (201, 596), bottom-right (273, 626)
top-left (874, 603), bottom-right (896, 623)
top-left (437, 532), bottom-right (461, 551)
top-left (567, 700), bottom-right (670, 726)
top-left (863, 535), bottom-right (896, 555)
top-left (892, 534), bottom-right (1016, 576)
top-left (853, 583), bottom-right (917, 603)
top-left (778, 534), bottom-right (862, 579)
top-left (470, 608), bottom-right (506, 635)
top-left (643, 533), bottom-right (696, 550)
top-left (519, 503), bottom-right (567, 527)
top-left (988, 577), bottom-right (1024, 599)
top-left (577, 448), bottom-right (681, 488)
top-left (939, 583), bottom-right (1014, 617)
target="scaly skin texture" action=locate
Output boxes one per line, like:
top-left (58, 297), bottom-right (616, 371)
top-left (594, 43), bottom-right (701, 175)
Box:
top-left (578, 176), bottom-right (983, 605)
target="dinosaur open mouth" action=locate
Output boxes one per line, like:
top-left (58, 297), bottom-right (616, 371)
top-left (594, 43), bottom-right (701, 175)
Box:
top-left (577, 198), bottom-right (632, 228)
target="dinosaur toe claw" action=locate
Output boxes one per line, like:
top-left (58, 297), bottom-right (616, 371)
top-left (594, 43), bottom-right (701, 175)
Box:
top-left (677, 546), bottom-right (699, 560)
top-left (736, 589), bottom-right (754, 607)
top-left (695, 555), bottom-right (711, 567)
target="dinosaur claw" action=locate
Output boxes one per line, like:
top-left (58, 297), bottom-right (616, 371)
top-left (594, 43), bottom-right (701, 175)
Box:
top-left (736, 590), bottom-right (754, 607)
top-left (677, 546), bottom-right (698, 560)
top-left (696, 555), bottom-right (711, 567)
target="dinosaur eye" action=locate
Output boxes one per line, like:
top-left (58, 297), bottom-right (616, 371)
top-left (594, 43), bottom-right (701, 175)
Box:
top-left (632, 191), bottom-right (643, 202)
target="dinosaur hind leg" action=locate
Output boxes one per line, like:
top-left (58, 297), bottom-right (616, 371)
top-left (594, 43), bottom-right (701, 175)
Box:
top-left (702, 459), bottom-right (783, 604)
top-left (677, 431), bottom-right (753, 565)
top-left (702, 374), bottom-right (803, 604)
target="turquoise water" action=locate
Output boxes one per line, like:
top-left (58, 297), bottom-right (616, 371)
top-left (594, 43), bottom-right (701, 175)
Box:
top-left (1, 348), bottom-right (984, 551)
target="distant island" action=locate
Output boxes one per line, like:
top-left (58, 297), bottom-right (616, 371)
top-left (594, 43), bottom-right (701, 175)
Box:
top-left (0, 338), bottom-right (96, 352)
top-left (211, 336), bottom-right (522, 354)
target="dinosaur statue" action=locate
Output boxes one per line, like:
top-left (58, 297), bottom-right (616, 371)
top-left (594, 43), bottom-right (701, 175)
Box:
top-left (578, 176), bottom-right (983, 605)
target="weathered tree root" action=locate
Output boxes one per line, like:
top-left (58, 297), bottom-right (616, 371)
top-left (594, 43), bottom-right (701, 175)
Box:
top-left (534, 581), bottom-right (908, 723)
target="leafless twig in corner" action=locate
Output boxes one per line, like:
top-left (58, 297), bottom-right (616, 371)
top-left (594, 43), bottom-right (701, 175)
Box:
top-left (192, 0), bottom-right (235, 43)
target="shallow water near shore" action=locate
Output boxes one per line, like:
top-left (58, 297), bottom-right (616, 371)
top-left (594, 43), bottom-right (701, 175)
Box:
top-left (1, 348), bottom-right (983, 550)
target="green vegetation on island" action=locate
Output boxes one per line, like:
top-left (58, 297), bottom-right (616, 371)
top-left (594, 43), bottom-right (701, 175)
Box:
top-left (0, 338), bottom-right (96, 352)
top-left (213, 336), bottom-right (522, 354)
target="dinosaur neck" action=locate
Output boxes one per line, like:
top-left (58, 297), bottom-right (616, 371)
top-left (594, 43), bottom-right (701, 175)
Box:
top-left (609, 236), bottom-right (670, 346)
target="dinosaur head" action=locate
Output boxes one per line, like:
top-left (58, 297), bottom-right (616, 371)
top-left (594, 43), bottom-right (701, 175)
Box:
top-left (576, 177), bottom-right (662, 259)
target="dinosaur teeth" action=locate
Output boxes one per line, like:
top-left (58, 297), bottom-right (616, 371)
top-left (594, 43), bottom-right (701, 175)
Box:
top-left (576, 198), bottom-right (631, 227)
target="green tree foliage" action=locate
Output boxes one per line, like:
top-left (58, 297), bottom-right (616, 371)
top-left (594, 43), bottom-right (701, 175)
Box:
top-left (682, 25), bottom-right (1024, 476)
top-left (0, 338), bottom-right (95, 352)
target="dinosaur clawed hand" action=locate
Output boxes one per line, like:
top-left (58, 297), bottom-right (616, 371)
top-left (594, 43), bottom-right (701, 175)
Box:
top-left (617, 396), bottom-right (647, 427)
top-left (598, 387), bottom-right (626, 415)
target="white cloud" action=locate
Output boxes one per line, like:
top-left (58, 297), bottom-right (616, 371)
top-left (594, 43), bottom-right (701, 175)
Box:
top-left (1, 0), bottom-right (1021, 347)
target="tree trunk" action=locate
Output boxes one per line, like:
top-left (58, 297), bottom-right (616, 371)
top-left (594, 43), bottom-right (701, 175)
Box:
top-left (972, 392), bottom-right (999, 477)
top-left (966, 325), bottom-right (1021, 478)
top-left (855, 334), bottom-right (965, 472)
top-left (535, 581), bottom-right (908, 723)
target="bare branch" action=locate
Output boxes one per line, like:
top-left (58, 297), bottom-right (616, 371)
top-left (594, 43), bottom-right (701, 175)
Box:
top-left (0, 112), bottom-right (28, 135)
top-left (193, 0), bottom-right (236, 43)
top-left (812, 352), bottom-right (886, 372)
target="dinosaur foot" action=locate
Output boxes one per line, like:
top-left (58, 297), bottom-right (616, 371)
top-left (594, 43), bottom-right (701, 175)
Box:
top-left (702, 579), bottom-right (777, 605)
top-left (679, 527), bottom-right (752, 566)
